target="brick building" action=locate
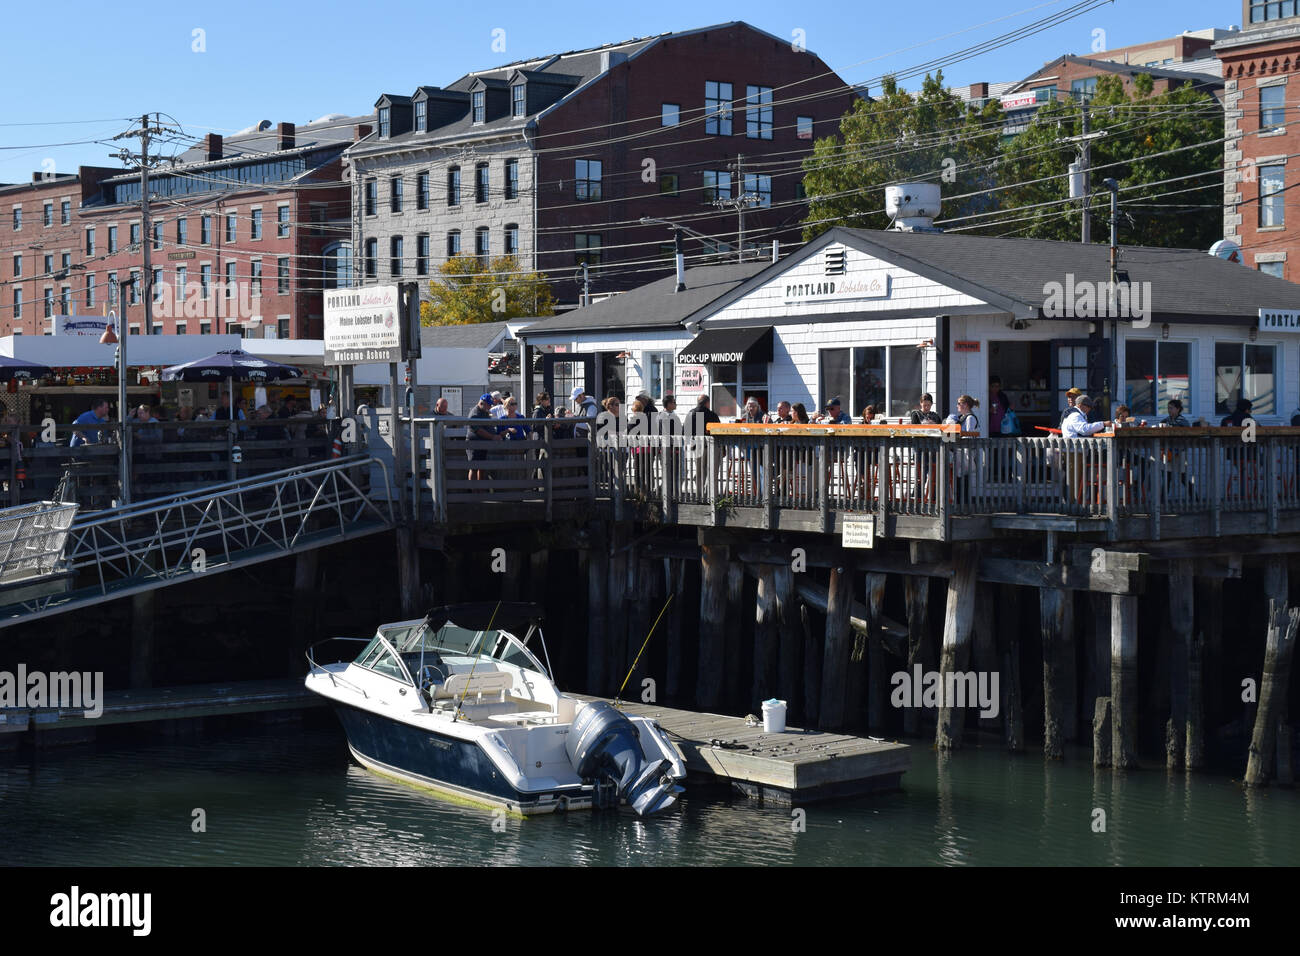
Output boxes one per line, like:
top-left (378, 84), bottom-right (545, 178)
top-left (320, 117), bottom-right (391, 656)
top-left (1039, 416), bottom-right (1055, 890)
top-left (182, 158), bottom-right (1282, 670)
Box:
top-left (346, 21), bottom-right (858, 306)
top-left (76, 114), bottom-right (370, 339)
top-left (1216, 3), bottom-right (1300, 280)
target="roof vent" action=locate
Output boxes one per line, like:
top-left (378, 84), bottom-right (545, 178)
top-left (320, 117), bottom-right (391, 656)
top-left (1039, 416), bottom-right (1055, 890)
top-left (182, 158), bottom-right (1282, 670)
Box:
top-left (886, 183), bottom-right (944, 233)
top-left (824, 249), bottom-right (847, 276)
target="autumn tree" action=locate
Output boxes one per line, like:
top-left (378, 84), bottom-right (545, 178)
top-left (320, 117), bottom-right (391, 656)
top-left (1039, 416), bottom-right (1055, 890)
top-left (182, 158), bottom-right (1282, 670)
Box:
top-left (800, 72), bottom-right (1003, 240)
top-left (419, 254), bottom-right (556, 326)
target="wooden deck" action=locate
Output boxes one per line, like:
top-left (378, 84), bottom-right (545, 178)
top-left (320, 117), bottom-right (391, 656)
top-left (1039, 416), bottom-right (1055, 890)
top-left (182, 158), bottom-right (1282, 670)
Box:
top-left (576, 694), bottom-right (910, 804)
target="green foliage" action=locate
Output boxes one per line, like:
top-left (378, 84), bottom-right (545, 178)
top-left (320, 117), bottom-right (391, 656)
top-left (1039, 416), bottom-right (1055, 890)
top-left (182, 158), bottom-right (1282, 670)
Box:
top-left (800, 71), bottom-right (1224, 250)
top-left (419, 255), bottom-right (556, 326)
top-left (801, 73), bottom-right (1002, 241)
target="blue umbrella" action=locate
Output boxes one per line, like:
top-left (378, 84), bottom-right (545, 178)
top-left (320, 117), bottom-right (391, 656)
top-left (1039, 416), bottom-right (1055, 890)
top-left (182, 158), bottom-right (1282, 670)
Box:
top-left (0, 355), bottom-right (52, 382)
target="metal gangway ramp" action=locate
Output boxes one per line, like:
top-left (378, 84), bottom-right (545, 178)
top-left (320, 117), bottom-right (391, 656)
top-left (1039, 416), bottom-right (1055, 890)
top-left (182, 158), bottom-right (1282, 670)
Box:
top-left (0, 455), bottom-right (394, 626)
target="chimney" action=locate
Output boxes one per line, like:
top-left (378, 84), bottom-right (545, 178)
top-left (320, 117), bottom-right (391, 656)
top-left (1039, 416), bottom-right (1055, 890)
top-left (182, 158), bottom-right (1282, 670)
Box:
top-left (277, 122), bottom-right (295, 150)
top-left (203, 133), bottom-right (223, 161)
top-left (354, 123), bottom-right (373, 141)
top-left (969, 82), bottom-right (989, 99)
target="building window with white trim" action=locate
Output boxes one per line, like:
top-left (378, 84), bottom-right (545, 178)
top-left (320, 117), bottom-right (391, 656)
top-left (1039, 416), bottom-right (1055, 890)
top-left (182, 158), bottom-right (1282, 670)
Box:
top-left (575, 160), bottom-right (602, 201)
top-left (705, 81), bottom-right (732, 135)
top-left (1260, 164), bottom-right (1285, 227)
top-left (1215, 342), bottom-right (1276, 416)
top-left (1125, 339), bottom-right (1190, 417)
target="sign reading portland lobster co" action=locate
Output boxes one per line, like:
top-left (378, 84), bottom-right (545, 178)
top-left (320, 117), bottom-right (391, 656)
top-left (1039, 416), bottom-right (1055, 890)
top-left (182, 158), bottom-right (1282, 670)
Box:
top-left (783, 274), bottom-right (889, 303)
top-left (324, 285), bottom-right (402, 364)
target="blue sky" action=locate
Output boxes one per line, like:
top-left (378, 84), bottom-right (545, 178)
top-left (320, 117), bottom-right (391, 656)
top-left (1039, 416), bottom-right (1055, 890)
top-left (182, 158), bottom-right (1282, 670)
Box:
top-left (1, 0), bottom-right (1239, 183)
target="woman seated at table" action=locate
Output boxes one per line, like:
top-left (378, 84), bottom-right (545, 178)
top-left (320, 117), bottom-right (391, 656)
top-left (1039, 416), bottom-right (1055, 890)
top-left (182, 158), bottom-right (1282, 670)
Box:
top-left (1161, 399), bottom-right (1190, 427)
top-left (1113, 404), bottom-right (1137, 428)
top-left (791, 403), bottom-right (811, 424)
top-left (860, 404), bottom-right (878, 425)
top-left (910, 394), bottom-right (941, 425)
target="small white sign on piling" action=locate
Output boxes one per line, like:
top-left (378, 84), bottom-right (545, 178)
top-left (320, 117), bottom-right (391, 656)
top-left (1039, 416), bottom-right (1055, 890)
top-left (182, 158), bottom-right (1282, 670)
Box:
top-left (842, 515), bottom-right (875, 549)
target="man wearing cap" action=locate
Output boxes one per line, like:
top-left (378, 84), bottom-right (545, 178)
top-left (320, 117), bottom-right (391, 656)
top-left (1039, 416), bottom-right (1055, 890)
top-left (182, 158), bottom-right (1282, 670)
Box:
top-left (1061, 387), bottom-right (1083, 428)
top-left (570, 386), bottom-right (598, 439)
top-left (821, 397), bottom-right (851, 425)
top-left (469, 392), bottom-right (502, 482)
top-left (489, 390), bottom-right (506, 420)
top-left (1061, 395), bottom-right (1111, 502)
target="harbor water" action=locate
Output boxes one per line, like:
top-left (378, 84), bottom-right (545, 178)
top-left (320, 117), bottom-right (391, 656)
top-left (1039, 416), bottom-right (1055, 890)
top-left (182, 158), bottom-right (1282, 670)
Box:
top-left (1, 716), bottom-right (1295, 866)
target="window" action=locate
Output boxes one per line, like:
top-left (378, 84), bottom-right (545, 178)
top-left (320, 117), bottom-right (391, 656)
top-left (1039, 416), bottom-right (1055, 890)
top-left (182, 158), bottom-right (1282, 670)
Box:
top-left (175, 266), bottom-right (186, 300)
top-left (278, 317), bottom-right (290, 338)
top-left (415, 99), bottom-right (427, 132)
top-left (391, 236), bottom-right (404, 276)
top-left (86, 227), bottom-right (95, 255)
top-left (12, 207), bottom-right (21, 231)
top-left (1260, 164), bottom-right (1285, 227)
top-left (1250, 0), bottom-right (1300, 23)
top-left (1260, 261), bottom-right (1285, 278)
top-left (647, 352), bottom-right (673, 400)
top-left (575, 159), bottom-right (601, 201)
top-left (378, 106), bottom-right (391, 138)
top-left (43, 254), bottom-right (52, 276)
top-left (225, 213), bottom-right (237, 242)
top-left (1261, 85), bottom-right (1286, 128)
top-left (475, 228), bottom-right (489, 261)
top-left (311, 203), bottom-right (327, 237)
top-left (1216, 342), bottom-right (1276, 416)
top-left (447, 230), bottom-right (461, 257)
top-left (662, 103), bottom-right (680, 126)
top-left (475, 163), bottom-right (489, 203)
top-left (200, 320), bottom-right (211, 335)
top-left (201, 264), bottom-right (212, 299)
top-left (795, 181), bottom-right (807, 201)
top-left (129, 271), bottom-right (140, 304)
top-left (61, 286), bottom-right (71, 314)
top-left (709, 359), bottom-right (769, 418)
top-left (153, 323), bottom-right (164, 335)
top-left (108, 272), bottom-right (117, 305)
top-left (322, 241), bottom-right (352, 289)
top-left (575, 233), bottom-right (602, 266)
top-left (277, 205), bottom-right (290, 238)
top-left (504, 224), bottom-right (518, 256)
top-left (417, 172), bottom-right (430, 210)
top-left (660, 173), bottom-right (679, 196)
top-left (251, 209), bottom-right (262, 239)
top-left (43, 287), bottom-right (53, 318)
top-left (512, 84), bottom-right (526, 118)
top-left (131, 222), bottom-right (141, 247)
top-left (705, 81), bottom-right (733, 135)
top-left (61, 252), bottom-right (70, 271)
top-left (176, 321), bottom-right (186, 335)
top-left (176, 218), bottom-right (187, 245)
top-left (1125, 340), bottom-right (1190, 417)
top-left (277, 257), bottom-right (290, 294)
top-left (702, 170), bottom-right (732, 203)
top-left (744, 173), bottom-right (772, 207)
top-left (152, 268), bottom-right (163, 302)
top-left (472, 90), bottom-right (485, 124)
top-left (364, 238), bottom-right (377, 278)
top-left (43, 203), bottom-right (52, 227)
top-left (201, 215), bottom-right (211, 245)
top-left (505, 159), bottom-right (519, 200)
top-left (153, 222), bottom-right (164, 250)
top-left (225, 262), bottom-right (237, 298)
top-left (224, 322), bottom-right (240, 336)
top-left (364, 179), bottom-right (377, 216)
top-left (417, 234), bottom-right (430, 275)
top-left (797, 115), bottom-right (814, 140)
top-left (12, 289), bottom-right (20, 319)
top-left (391, 177), bottom-right (404, 213)
top-left (746, 85), bottom-right (773, 139)
top-left (85, 274), bottom-right (95, 308)
top-left (818, 346), bottom-right (922, 419)
top-left (447, 167), bottom-right (461, 206)
top-left (1071, 77), bottom-right (1098, 100)
top-left (250, 260), bottom-right (262, 297)
top-left (12, 254), bottom-right (19, 277)
top-left (108, 225), bottom-right (118, 253)
top-left (60, 200), bottom-right (70, 224)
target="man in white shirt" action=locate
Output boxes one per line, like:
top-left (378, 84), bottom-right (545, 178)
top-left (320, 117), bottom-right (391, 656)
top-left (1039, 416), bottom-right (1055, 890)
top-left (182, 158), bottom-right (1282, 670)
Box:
top-left (1062, 395), bottom-right (1110, 438)
top-left (1061, 395), bottom-right (1110, 505)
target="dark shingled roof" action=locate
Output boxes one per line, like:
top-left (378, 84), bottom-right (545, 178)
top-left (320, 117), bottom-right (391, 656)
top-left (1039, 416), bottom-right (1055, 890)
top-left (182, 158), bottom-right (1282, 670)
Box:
top-left (420, 321), bottom-right (510, 349)
top-left (518, 261), bottom-right (771, 335)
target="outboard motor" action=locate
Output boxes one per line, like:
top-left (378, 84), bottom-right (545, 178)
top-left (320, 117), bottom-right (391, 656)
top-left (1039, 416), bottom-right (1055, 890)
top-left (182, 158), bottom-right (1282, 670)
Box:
top-left (566, 702), bottom-right (678, 815)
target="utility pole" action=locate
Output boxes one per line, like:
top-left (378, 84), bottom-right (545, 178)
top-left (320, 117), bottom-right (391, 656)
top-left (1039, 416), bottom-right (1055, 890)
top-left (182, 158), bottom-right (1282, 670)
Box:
top-left (1062, 97), bottom-right (1107, 245)
top-left (1104, 178), bottom-right (1121, 421)
top-left (716, 154), bottom-right (761, 262)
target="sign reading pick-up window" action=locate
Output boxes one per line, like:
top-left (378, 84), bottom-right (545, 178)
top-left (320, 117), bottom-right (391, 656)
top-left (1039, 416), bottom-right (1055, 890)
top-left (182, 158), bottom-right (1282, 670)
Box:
top-left (324, 285), bottom-right (402, 364)
top-left (1259, 308), bottom-right (1300, 332)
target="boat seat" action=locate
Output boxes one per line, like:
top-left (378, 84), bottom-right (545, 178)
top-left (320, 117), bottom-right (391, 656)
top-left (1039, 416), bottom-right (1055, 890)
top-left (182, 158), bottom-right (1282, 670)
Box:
top-left (435, 670), bottom-right (514, 700)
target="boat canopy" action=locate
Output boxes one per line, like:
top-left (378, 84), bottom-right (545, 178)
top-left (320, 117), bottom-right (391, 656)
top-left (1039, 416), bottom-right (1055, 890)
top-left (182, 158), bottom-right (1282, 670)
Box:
top-left (423, 603), bottom-right (544, 634)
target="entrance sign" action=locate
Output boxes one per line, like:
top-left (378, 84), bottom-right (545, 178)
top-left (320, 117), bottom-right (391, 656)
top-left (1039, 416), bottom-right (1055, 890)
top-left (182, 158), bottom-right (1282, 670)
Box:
top-left (842, 515), bottom-right (875, 549)
top-left (324, 286), bottom-right (402, 364)
top-left (1259, 308), bottom-right (1300, 332)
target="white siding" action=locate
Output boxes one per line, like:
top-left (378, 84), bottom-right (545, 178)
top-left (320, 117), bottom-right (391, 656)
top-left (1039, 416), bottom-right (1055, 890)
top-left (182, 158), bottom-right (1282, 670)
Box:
top-left (523, 328), bottom-right (692, 398)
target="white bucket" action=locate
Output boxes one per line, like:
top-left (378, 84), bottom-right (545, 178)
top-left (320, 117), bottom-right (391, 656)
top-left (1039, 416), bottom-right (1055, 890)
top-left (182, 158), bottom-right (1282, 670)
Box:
top-left (761, 698), bottom-right (787, 733)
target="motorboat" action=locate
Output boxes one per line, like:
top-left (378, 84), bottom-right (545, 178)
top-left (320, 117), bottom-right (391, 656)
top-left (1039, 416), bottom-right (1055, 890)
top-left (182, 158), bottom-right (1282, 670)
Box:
top-left (305, 602), bottom-right (685, 816)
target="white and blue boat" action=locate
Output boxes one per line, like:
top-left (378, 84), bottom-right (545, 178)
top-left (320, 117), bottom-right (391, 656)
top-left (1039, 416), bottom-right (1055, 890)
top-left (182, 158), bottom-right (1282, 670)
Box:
top-left (305, 603), bottom-right (685, 816)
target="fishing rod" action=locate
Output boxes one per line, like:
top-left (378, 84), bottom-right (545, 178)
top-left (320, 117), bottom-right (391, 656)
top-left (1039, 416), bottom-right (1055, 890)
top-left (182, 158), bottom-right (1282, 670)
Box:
top-left (613, 592), bottom-right (674, 710)
top-left (455, 600), bottom-right (503, 721)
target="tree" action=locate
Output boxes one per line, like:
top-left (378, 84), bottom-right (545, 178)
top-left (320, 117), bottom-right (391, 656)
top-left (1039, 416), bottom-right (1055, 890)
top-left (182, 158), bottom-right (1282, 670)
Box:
top-left (419, 255), bottom-right (555, 326)
top-left (992, 74), bottom-right (1223, 249)
top-left (800, 72), bottom-right (1003, 241)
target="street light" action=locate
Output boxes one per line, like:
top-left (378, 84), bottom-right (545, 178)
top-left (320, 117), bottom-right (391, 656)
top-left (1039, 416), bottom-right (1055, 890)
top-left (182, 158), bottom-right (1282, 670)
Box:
top-left (105, 275), bottom-right (135, 505)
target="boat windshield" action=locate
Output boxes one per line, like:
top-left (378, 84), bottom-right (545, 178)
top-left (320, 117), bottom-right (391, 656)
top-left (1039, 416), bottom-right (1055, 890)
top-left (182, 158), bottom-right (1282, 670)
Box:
top-left (382, 622), bottom-right (548, 676)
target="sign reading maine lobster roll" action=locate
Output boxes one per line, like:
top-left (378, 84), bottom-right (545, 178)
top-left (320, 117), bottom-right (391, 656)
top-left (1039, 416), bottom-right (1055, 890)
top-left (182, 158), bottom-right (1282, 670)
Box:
top-left (324, 285), bottom-right (402, 364)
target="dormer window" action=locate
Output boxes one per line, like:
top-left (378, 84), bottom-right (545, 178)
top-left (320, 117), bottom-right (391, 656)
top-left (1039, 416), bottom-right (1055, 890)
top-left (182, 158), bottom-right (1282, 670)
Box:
top-left (415, 100), bottom-right (427, 132)
top-left (512, 85), bottom-right (525, 118)
top-left (473, 91), bottom-right (485, 124)
top-left (378, 106), bottom-right (391, 138)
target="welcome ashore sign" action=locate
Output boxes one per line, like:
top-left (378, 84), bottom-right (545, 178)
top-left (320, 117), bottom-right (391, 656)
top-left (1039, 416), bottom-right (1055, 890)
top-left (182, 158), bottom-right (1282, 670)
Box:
top-left (324, 285), bottom-right (402, 364)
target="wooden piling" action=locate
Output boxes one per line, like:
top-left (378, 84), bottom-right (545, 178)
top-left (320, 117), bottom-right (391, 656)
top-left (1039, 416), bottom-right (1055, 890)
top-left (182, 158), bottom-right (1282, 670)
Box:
top-left (395, 525), bottom-right (421, 618)
top-left (754, 565), bottom-right (780, 706)
top-left (774, 565), bottom-right (802, 715)
top-left (1092, 697), bottom-right (1112, 768)
top-left (606, 525), bottom-right (629, 693)
top-left (1246, 557), bottom-right (1298, 787)
top-left (864, 572), bottom-right (888, 733)
top-left (903, 575), bottom-right (930, 738)
top-left (290, 548), bottom-right (320, 677)
top-left (936, 544), bottom-right (978, 751)
top-left (801, 601), bottom-right (821, 728)
top-left (1111, 593), bottom-right (1139, 770)
top-left (129, 589), bottom-right (156, 689)
top-left (972, 582), bottom-right (997, 734)
top-left (999, 583), bottom-right (1024, 752)
top-left (697, 542), bottom-right (729, 712)
top-left (1167, 559), bottom-right (1194, 770)
top-left (726, 561), bottom-right (747, 711)
top-left (585, 524), bottom-right (608, 694)
top-left (1041, 585), bottom-right (1072, 759)
top-left (663, 557), bottom-right (687, 703)
top-left (1088, 591), bottom-right (1111, 761)
top-left (821, 565), bottom-right (854, 732)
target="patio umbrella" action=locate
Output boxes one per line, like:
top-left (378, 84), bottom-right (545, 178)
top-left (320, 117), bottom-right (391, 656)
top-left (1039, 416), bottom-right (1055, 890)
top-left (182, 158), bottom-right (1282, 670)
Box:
top-left (162, 348), bottom-right (302, 424)
top-left (0, 355), bottom-right (52, 382)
